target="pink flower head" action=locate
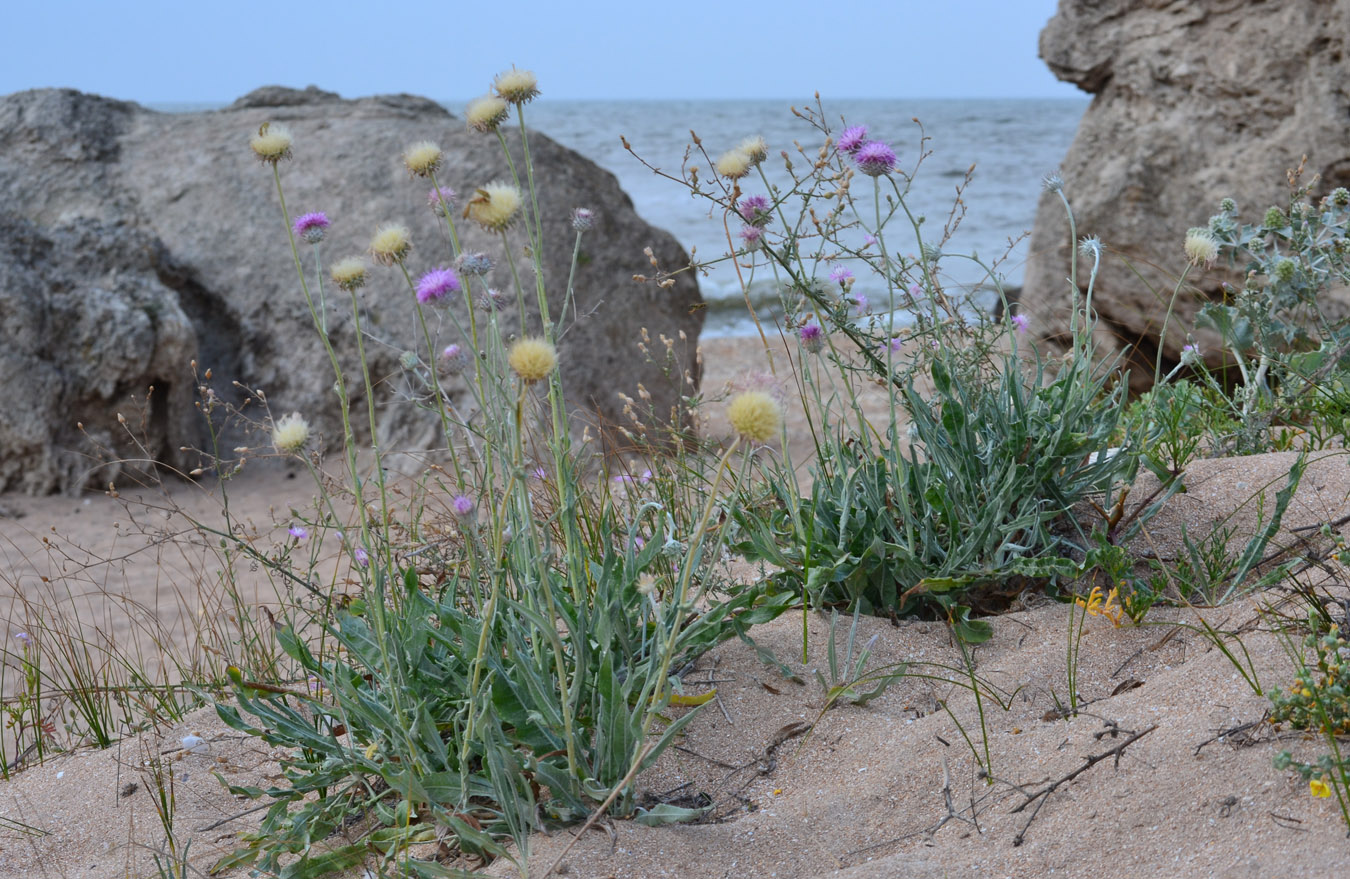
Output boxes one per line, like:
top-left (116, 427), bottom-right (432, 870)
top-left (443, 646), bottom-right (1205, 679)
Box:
top-left (829, 265), bottom-right (854, 287)
top-left (1010, 314), bottom-right (1029, 334)
top-left (854, 141), bottom-right (897, 177)
top-left (799, 322), bottom-right (824, 353)
top-left (908, 283), bottom-right (923, 299)
top-left (293, 212), bottom-right (330, 245)
top-left (354, 548), bottom-right (370, 567)
top-left (416, 267), bottom-right (461, 303)
top-left (440, 343), bottom-right (469, 375)
top-left (881, 335), bottom-right (905, 354)
top-left (427, 186), bottom-right (457, 217)
top-left (739, 225), bottom-right (764, 251)
top-left (837, 125), bottom-right (868, 156)
top-left (288, 525), bottom-right (308, 540)
top-left (863, 234), bottom-right (877, 248)
top-left (571, 207), bottom-right (596, 231)
top-left (738, 195), bottom-right (771, 227)
top-left (532, 466), bottom-right (548, 480)
top-left (850, 291), bottom-right (869, 314)
top-left (450, 494), bottom-right (475, 518)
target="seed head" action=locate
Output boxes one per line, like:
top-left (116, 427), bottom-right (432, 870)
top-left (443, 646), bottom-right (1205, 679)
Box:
top-left (250, 122), bottom-right (293, 164)
top-left (272, 412), bottom-right (310, 454)
top-left (1184, 227), bottom-right (1219, 267)
top-left (369, 223), bottom-right (412, 266)
top-left (464, 182), bottom-right (523, 232)
top-left (1263, 206), bottom-right (1286, 228)
top-left (478, 288), bottom-right (510, 311)
top-left (726, 391), bottom-right (782, 444)
top-left (1273, 257), bottom-right (1298, 283)
top-left (292, 211), bottom-right (330, 245)
top-left (416, 266), bottom-right (461, 303)
top-left (715, 149), bottom-right (753, 180)
top-left (402, 141), bottom-right (443, 178)
top-left (465, 94), bottom-right (509, 133)
top-left (330, 256), bottom-right (368, 291)
top-left (1041, 172), bottom-right (1064, 193)
top-left (1332, 188), bottom-right (1350, 208)
top-left (493, 68), bottom-right (540, 105)
top-left (738, 135), bottom-right (768, 165)
top-left (1220, 197), bottom-right (1237, 212)
top-left (508, 337), bottom-right (558, 383)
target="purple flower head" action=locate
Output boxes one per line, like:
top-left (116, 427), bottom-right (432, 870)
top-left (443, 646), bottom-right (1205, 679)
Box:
top-left (450, 494), bottom-right (475, 518)
top-left (354, 548), bottom-right (370, 567)
top-left (799, 323), bottom-right (824, 353)
top-left (837, 125), bottom-right (868, 156)
top-left (738, 195), bottom-right (771, 227)
top-left (1010, 314), bottom-right (1029, 335)
top-left (632, 535), bottom-right (645, 550)
top-left (881, 335), bottom-right (905, 354)
top-left (455, 251), bottom-right (494, 277)
top-left (829, 265), bottom-right (855, 287)
top-left (640, 469), bottom-right (653, 484)
top-left (288, 525), bottom-right (308, 541)
top-left (908, 283), bottom-right (923, 299)
top-left (416, 267), bottom-right (461, 303)
top-left (850, 291), bottom-right (869, 314)
top-left (854, 141), bottom-right (897, 177)
top-left (739, 225), bottom-right (764, 251)
top-left (571, 207), bottom-right (596, 231)
top-left (13, 632), bottom-right (32, 649)
top-left (427, 186), bottom-right (457, 217)
top-left (293, 212), bottom-right (330, 245)
top-left (863, 234), bottom-right (877, 248)
top-left (532, 466), bottom-right (548, 480)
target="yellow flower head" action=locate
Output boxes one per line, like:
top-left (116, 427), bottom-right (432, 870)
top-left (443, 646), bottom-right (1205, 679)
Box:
top-left (727, 391), bottom-right (782, 443)
top-left (493, 68), bottom-right (540, 105)
top-left (738, 135), bottom-right (769, 165)
top-left (1311, 777), bottom-right (1332, 798)
top-left (402, 141), bottom-right (443, 178)
top-left (330, 256), bottom-right (368, 291)
top-left (1184, 228), bottom-right (1219, 267)
top-left (715, 149), bottom-right (753, 180)
top-left (465, 94), bottom-right (509, 133)
top-left (249, 122), bottom-right (293, 164)
top-left (272, 412), bottom-right (310, 454)
top-left (369, 223), bottom-right (412, 266)
top-left (464, 182), bottom-right (523, 232)
top-left (508, 337), bottom-right (558, 383)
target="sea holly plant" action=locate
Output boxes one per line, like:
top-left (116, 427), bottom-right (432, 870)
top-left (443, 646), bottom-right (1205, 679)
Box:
top-left (1192, 184), bottom-right (1350, 452)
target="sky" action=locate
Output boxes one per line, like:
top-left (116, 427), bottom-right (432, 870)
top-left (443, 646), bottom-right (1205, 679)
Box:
top-left (4, 0), bottom-right (1081, 104)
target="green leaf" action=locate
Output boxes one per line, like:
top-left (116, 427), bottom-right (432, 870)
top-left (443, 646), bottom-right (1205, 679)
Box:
top-left (632, 802), bottom-right (712, 826)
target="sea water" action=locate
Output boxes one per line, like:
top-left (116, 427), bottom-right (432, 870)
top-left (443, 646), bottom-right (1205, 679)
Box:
top-left (526, 98), bottom-right (1088, 335)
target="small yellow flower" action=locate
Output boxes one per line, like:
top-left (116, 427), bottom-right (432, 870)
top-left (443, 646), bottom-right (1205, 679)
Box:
top-left (464, 182), bottom-right (523, 232)
top-left (715, 149), bottom-right (753, 180)
top-left (369, 223), bottom-right (412, 266)
top-left (330, 256), bottom-right (368, 291)
top-left (508, 337), bottom-right (557, 383)
top-left (726, 391), bottom-right (782, 443)
top-left (738, 135), bottom-right (769, 165)
top-left (465, 94), bottom-right (509, 133)
top-left (402, 141), bottom-right (443, 178)
top-left (272, 412), bottom-right (310, 454)
top-left (1310, 777), bottom-right (1332, 798)
top-left (493, 68), bottom-right (540, 105)
top-left (249, 122), bottom-right (293, 164)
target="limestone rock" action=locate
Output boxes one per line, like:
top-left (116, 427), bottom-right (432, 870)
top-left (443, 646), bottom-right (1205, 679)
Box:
top-left (1023, 0), bottom-right (1350, 387)
top-left (0, 87), bottom-right (703, 493)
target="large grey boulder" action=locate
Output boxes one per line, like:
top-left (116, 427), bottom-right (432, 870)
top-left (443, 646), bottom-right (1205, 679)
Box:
top-left (1022, 0), bottom-right (1350, 386)
top-left (0, 86), bottom-right (703, 494)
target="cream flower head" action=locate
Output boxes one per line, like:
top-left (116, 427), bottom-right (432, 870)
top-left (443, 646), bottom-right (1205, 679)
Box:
top-left (493, 68), bottom-right (540, 105)
top-left (508, 337), bottom-right (558, 383)
top-left (715, 149), bottom-right (753, 180)
top-left (369, 223), bottom-right (413, 266)
top-left (738, 135), bottom-right (768, 165)
top-left (464, 182), bottom-right (523, 232)
top-left (726, 391), bottom-right (782, 443)
top-left (330, 256), bottom-right (368, 291)
top-left (402, 141), bottom-right (443, 178)
top-left (465, 94), bottom-right (509, 133)
top-left (249, 122), bottom-right (293, 164)
top-left (272, 412), bottom-right (310, 454)
top-left (1184, 227), bottom-right (1219, 267)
